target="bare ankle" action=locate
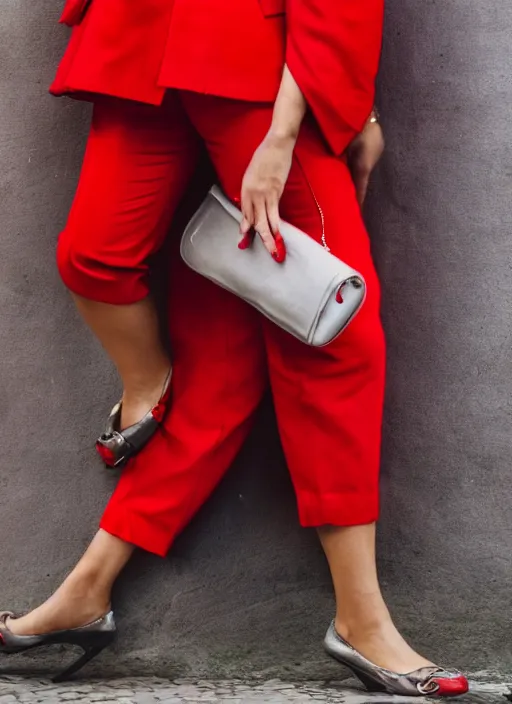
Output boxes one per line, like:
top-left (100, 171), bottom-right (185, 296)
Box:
top-left (120, 366), bottom-right (171, 428)
top-left (124, 365), bottom-right (171, 400)
top-left (61, 569), bottom-right (110, 604)
top-left (335, 613), bottom-right (393, 643)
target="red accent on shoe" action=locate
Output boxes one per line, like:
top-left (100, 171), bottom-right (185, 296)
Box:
top-left (151, 403), bottom-right (166, 423)
top-left (96, 442), bottom-right (116, 467)
top-left (336, 290), bottom-right (344, 303)
top-left (431, 675), bottom-right (469, 697)
top-left (152, 375), bottom-right (172, 422)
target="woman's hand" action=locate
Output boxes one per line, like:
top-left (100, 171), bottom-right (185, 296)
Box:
top-left (239, 66), bottom-right (306, 263)
top-left (346, 118), bottom-right (385, 206)
top-left (239, 131), bottom-right (295, 262)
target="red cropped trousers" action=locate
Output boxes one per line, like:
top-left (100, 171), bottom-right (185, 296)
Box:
top-left (57, 92), bottom-right (386, 557)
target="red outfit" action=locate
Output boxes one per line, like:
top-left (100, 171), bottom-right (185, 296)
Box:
top-left (52, 0), bottom-right (386, 556)
top-left (52, 0), bottom-right (384, 154)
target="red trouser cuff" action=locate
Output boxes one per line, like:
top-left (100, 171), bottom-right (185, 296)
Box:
top-left (100, 507), bottom-right (177, 558)
top-left (297, 490), bottom-right (379, 528)
top-left (100, 489), bottom-right (380, 558)
top-left (57, 244), bottom-right (148, 305)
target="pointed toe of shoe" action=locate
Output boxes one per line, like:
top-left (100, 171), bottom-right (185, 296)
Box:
top-left (421, 672), bottom-right (469, 697)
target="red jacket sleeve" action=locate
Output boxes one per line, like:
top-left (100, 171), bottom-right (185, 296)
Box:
top-left (286, 0), bottom-right (384, 155)
top-left (59, 0), bottom-right (91, 26)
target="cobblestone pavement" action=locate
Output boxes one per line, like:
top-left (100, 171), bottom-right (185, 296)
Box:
top-left (0, 677), bottom-right (508, 703)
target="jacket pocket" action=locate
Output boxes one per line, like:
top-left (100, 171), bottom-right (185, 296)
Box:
top-left (59, 0), bottom-right (92, 27)
top-left (258, 0), bottom-right (285, 17)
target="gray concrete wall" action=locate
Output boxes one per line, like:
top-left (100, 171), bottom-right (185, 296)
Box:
top-left (1, 0), bottom-right (511, 681)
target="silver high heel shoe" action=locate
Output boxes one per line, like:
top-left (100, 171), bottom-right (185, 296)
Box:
top-left (0, 611), bottom-right (116, 683)
top-left (324, 622), bottom-right (469, 697)
top-left (96, 370), bottom-right (172, 469)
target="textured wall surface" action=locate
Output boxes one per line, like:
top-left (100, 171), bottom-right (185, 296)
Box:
top-left (0, 0), bottom-right (511, 681)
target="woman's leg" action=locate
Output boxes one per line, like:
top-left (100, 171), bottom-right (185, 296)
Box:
top-left (98, 251), bottom-right (267, 556)
top-left (8, 531), bottom-right (132, 635)
top-left (271, 124), bottom-right (431, 672)
top-left (10, 252), bottom-right (266, 635)
top-left (72, 298), bottom-right (170, 429)
top-left (56, 96), bottom-right (200, 428)
top-left (318, 524), bottom-right (431, 672)
top-left (183, 94), bottom-right (433, 672)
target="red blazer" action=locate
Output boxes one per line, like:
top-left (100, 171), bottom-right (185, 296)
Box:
top-left (51, 0), bottom-right (384, 155)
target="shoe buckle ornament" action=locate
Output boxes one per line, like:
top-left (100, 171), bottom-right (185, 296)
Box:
top-left (417, 678), bottom-right (441, 695)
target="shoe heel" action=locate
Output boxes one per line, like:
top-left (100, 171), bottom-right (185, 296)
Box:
top-left (353, 669), bottom-right (387, 693)
top-left (329, 654), bottom-right (387, 694)
top-left (52, 633), bottom-right (114, 683)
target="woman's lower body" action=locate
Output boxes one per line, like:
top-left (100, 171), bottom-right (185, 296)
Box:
top-left (4, 92), bottom-right (466, 694)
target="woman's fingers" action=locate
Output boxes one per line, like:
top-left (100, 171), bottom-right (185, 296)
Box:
top-left (239, 197), bottom-right (255, 249)
top-left (266, 196), bottom-right (286, 263)
top-left (266, 195), bottom-right (280, 236)
top-left (241, 190), bottom-right (276, 256)
top-left (253, 195), bottom-right (278, 257)
top-left (239, 191), bottom-right (285, 262)
top-left (240, 197), bottom-right (253, 235)
top-left (238, 224), bottom-right (255, 250)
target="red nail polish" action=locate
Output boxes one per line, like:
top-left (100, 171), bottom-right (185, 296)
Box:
top-left (272, 249), bottom-right (285, 264)
top-left (274, 232), bottom-right (286, 263)
top-left (276, 246), bottom-right (286, 263)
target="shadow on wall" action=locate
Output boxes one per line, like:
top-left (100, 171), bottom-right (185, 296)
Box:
top-left (366, 0), bottom-right (512, 674)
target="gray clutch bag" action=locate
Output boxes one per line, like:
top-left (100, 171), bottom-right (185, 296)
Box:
top-left (180, 186), bottom-right (366, 347)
